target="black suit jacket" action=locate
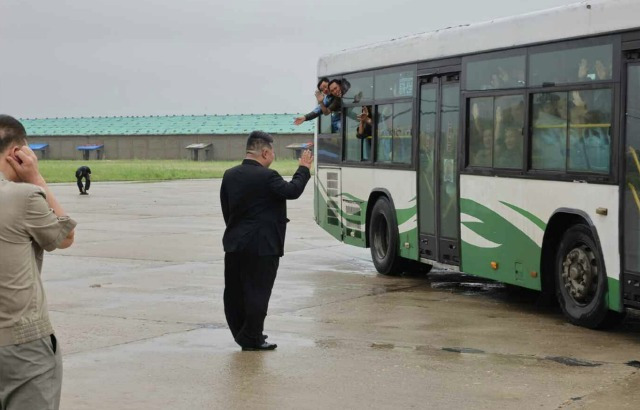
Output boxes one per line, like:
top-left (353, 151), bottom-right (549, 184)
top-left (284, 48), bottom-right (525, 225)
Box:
top-left (220, 159), bottom-right (311, 256)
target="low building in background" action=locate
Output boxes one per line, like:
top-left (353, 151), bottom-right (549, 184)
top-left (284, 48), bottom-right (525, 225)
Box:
top-left (20, 114), bottom-right (314, 161)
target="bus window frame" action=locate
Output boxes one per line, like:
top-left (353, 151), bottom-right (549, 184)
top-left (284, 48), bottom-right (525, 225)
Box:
top-left (462, 48), bottom-right (527, 92)
top-left (462, 89), bottom-right (528, 174)
top-left (459, 34), bottom-right (621, 184)
top-left (342, 70), bottom-right (375, 105)
top-left (339, 63), bottom-right (418, 170)
top-left (527, 35), bottom-right (620, 87)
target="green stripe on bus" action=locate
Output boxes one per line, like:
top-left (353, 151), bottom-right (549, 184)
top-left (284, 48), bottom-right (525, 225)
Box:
top-left (499, 201), bottom-right (547, 231)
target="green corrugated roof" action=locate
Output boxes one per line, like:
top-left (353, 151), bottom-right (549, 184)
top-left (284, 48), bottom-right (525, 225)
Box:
top-left (20, 113), bottom-right (314, 136)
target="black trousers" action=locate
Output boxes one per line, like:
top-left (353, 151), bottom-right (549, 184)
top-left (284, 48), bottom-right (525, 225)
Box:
top-left (224, 252), bottom-right (279, 348)
top-left (77, 175), bottom-right (90, 192)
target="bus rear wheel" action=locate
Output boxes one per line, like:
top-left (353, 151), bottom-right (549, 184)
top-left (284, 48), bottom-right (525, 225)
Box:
top-left (369, 197), bottom-right (403, 275)
top-left (555, 224), bottom-right (624, 329)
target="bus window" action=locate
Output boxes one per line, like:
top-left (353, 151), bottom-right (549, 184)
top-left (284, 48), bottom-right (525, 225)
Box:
top-left (345, 106), bottom-right (373, 161)
top-left (376, 103), bottom-right (413, 164)
top-left (465, 54), bottom-right (525, 90)
top-left (531, 92), bottom-right (567, 170)
top-left (493, 95), bottom-right (524, 169)
top-left (393, 102), bottom-right (413, 164)
top-left (529, 43), bottom-right (612, 86)
top-left (375, 68), bottom-right (416, 99)
top-left (317, 113), bottom-right (341, 164)
top-left (342, 74), bottom-right (373, 104)
top-left (468, 97), bottom-right (494, 167)
top-left (319, 113), bottom-right (332, 134)
top-left (377, 104), bottom-right (393, 163)
top-left (568, 89), bottom-right (612, 173)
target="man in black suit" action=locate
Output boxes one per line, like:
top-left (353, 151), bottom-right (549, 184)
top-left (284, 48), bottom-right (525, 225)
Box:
top-left (220, 131), bottom-right (313, 351)
top-left (75, 165), bottom-right (91, 195)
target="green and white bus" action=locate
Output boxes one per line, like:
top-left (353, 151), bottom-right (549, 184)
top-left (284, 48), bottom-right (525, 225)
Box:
top-left (313, 0), bottom-right (640, 328)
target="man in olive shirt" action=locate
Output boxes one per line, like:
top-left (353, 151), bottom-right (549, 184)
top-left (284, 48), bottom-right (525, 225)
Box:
top-left (0, 115), bottom-right (76, 410)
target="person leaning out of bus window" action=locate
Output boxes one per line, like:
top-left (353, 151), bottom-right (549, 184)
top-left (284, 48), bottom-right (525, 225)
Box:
top-left (294, 77), bottom-right (332, 126)
top-left (294, 79), bottom-right (343, 133)
top-left (356, 105), bottom-right (373, 160)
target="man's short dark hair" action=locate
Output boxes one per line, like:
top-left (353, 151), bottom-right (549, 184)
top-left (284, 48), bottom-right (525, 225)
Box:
top-left (328, 79), bottom-right (341, 88)
top-left (317, 77), bottom-right (329, 90)
top-left (246, 130), bottom-right (274, 153)
top-left (0, 115), bottom-right (27, 154)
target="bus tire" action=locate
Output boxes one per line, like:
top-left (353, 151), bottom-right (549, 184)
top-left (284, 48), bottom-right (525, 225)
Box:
top-left (555, 224), bottom-right (624, 329)
top-left (369, 197), bottom-right (403, 275)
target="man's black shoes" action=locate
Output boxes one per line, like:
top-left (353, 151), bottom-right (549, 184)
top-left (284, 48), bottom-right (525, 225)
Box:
top-left (242, 342), bottom-right (277, 351)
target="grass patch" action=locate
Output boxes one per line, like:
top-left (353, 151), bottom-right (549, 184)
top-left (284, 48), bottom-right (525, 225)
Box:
top-left (39, 159), bottom-right (306, 183)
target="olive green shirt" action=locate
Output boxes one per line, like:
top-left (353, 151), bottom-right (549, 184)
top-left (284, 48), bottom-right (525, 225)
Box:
top-left (0, 172), bottom-right (76, 346)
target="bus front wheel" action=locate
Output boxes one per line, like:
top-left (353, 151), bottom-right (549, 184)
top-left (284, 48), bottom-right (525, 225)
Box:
top-left (555, 224), bottom-right (624, 328)
top-left (369, 197), bottom-right (403, 275)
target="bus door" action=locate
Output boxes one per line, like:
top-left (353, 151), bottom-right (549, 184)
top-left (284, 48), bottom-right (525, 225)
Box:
top-left (622, 56), bottom-right (640, 308)
top-left (417, 73), bottom-right (461, 265)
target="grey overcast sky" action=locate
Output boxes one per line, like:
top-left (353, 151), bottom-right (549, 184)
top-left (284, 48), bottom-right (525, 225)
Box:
top-left (0, 0), bottom-right (580, 118)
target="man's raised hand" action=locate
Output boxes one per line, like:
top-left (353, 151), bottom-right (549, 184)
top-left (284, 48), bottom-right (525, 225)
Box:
top-left (299, 149), bottom-right (314, 169)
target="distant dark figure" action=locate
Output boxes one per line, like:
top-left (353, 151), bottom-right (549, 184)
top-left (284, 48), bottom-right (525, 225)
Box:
top-left (75, 166), bottom-right (91, 195)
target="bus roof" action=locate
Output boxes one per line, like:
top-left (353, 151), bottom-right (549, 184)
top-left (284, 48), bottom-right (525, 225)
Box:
top-left (318, 0), bottom-right (640, 76)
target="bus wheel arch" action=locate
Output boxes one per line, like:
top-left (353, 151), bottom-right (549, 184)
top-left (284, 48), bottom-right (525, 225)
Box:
top-left (542, 210), bottom-right (624, 328)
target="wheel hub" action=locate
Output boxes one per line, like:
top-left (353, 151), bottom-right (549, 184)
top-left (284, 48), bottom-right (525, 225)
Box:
top-left (561, 246), bottom-right (597, 304)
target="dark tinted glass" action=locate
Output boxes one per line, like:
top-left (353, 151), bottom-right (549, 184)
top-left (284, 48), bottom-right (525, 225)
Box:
top-left (465, 55), bottom-right (525, 90)
top-left (529, 44), bottom-right (612, 86)
top-left (375, 68), bottom-right (415, 99)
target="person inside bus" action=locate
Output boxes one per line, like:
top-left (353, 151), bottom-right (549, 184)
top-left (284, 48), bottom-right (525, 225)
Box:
top-left (356, 105), bottom-right (373, 160)
top-left (582, 110), bottom-right (611, 172)
top-left (472, 128), bottom-right (493, 167)
top-left (494, 127), bottom-right (523, 168)
top-left (532, 93), bottom-right (566, 169)
top-left (469, 101), bottom-right (493, 167)
top-left (377, 106), bottom-right (394, 162)
top-left (293, 77), bottom-right (332, 126)
top-left (568, 98), bottom-right (590, 171)
top-left (577, 57), bottom-right (611, 82)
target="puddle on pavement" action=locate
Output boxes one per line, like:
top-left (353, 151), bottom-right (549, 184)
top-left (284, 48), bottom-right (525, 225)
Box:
top-left (626, 360), bottom-right (640, 368)
top-left (428, 271), bottom-right (504, 296)
top-left (370, 342), bottom-right (395, 350)
top-left (545, 356), bottom-right (601, 367)
top-left (442, 347), bottom-right (485, 354)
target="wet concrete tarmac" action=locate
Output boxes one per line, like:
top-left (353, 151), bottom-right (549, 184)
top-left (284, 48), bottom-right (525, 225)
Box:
top-left (42, 179), bottom-right (640, 409)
